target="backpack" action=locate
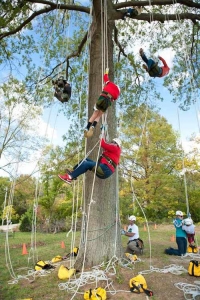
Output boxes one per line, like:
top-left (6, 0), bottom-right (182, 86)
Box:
top-left (129, 274), bottom-right (153, 296)
top-left (149, 63), bottom-right (161, 77)
top-left (34, 260), bottom-right (54, 271)
top-left (188, 260), bottom-right (200, 277)
top-left (84, 287), bottom-right (106, 300)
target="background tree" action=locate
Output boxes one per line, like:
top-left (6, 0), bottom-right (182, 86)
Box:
top-left (0, 0), bottom-right (199, 268)
top-left (0, 78), bottom-right (46, 175)
top-left (120, 104), bottom-right (185, 219)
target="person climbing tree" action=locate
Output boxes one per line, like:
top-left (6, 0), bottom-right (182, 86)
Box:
top-left (139, 48), bottom-right (170, 78)
top-left (84, 68), bottom-right (120, 138)
top-left (122, 6), bottom-right (143, 19)
top-left (58, 137), bottom-right (121, 184)
top-left (52, 76), bottom-right (71, 103)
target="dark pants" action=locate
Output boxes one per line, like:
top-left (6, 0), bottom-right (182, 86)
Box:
top-left (71, 158), bottom-right (113, 179)
top-left (141, 53), bottom-right (162, 76)
top-left (165, 237), bottom-right (187, 256)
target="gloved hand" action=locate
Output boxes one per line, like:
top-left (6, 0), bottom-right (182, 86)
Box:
top-left (121, 229), bottom-right (126, 235)
top-left (105, 68), bottom-right (109, 74)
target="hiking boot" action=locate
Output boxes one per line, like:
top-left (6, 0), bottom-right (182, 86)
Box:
top-left (87, 126), bottom-right (94, 137)
top-left (142, 64), bottom-right (148, 71)
top-left (139, 48), bottom-right (144, 56)
top-left (58, 174), bottom-right (72, 184)
top-left (84, 129), bottom-right (89, 138)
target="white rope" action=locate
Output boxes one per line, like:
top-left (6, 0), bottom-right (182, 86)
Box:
top-left (177, 106), bottom-right (190, 215)
top-left (175, 281), bottom-right (200, 300)
top-left (139, 264), bottom-right (187, 275)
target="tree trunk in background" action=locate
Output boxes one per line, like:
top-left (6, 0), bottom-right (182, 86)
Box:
top-left (75, 1), bottom-right (123, 269)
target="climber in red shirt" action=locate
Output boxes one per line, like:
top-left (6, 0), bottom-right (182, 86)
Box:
top-left (84, 68), bottom-right (120, 138)
top-left (139, 48), bottom-right (170, 78)
top-left (58, 137), bottom-right (121, 184)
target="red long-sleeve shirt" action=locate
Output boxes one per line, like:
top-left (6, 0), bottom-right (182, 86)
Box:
top-left (100, 138), bottom-right (121, 172)
top-left (103, 74), bottom-right (120, 100)
top-left (158, 56), bottom-right (170, 77)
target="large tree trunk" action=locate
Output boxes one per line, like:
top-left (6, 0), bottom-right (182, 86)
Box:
top-left (75, 2), bottom-right (123, 269)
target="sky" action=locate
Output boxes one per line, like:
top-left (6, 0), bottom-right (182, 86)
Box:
top-left (0, 0), bottom-right (199, 178)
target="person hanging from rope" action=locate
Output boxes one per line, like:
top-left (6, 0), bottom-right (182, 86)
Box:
top-left (122, 6), bottom-right (143, 19)
top-left (182, 217), bottom-right (196, 246)
top-left (52, 76), bottom-right (71, 103)
top-left (139, 48), bottom-right (170, 78)
top-left (58, 137), bottom-right (121, 184)
top-left (84, 68), bottom-right (120, 138)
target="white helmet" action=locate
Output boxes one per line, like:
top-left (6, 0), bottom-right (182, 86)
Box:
top-left (112, 138), bottom-right (121, 148)
top-left (129, 215), bottom-right (136, 221)
top-left (176, 210), bottom-right (183, 217)
top-left (184, 218), bottom-right (193, 225)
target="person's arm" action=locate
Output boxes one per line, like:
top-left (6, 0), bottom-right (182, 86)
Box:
top-left (124, 231), bottom-right (135, 237)
top-left (103, 73), bottom-right (110, 84)
top-left (100, 138), bottom-right (116, 151)
top-left (158, 56), bottom-right (169, 68)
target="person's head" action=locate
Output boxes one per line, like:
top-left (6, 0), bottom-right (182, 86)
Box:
top-left (176, 210), bottom-right (183, 219)
top-left (112, 138), bottom-right (121, 148)
top-left (128, 215), bottom-right (136, 223)
top-left (184, 218), bottom-right (193, 226)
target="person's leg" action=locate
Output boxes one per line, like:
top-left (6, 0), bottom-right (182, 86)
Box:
top-left (183, 237), bottom-right (187, 254)
top-left (88, 110), bottom-right (102, 123)
top-left (94, 163), bottom-right (113, 179)
top-left (70, 158), bottom-right (96, 178)
top-left (165, 247), bottom-right (179, 255)
top-left (176, 237), bottom-right (186, 256)
top-left (141, 52), bottom-right (155, 70)
top-left (126, 241), bottom-right (138, 254)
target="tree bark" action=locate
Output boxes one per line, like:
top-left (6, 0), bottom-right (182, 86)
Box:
top-left (74, 1), bottom-right (123, 270)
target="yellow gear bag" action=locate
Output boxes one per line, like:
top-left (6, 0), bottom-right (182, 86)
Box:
top-left (125, 253), bottom-right (138, 262)
top-left (34, 260), bottom-right (54, 271)
top-left (51, 255), bottom-right (63, 263)
top-left (73, 247), bottom-right (79, 256)
top-left (188, 260), bottom-right (200, 277)
top-left (187, 245), bottom-right (198, 253)
top-left (129, 274), bottom-right (153, 296)
top-left (58, 265), bottom-right (76, 280)
top-left (84, 287), bottom-right (106, 300)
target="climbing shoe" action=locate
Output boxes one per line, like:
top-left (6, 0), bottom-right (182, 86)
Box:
top-left (58, 174), bottom-right (72, 184)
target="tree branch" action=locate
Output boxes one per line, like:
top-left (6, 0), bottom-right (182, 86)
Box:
top-left (0, 2), bottom-right (90, 40)
top-left (114, 26), bottom-right (128, 58)
top-left (115, 0), bottom-right (200, 9)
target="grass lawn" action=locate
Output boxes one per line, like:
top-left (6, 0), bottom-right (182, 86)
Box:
top-left (0, 225), bottom-right (199, 300)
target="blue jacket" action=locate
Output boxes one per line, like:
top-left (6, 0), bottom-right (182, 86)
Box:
top-left (173, 218), bottom-right (187, 238)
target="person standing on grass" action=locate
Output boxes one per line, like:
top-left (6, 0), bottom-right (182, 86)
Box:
top-left (165, 210), bottom-right (187, 256)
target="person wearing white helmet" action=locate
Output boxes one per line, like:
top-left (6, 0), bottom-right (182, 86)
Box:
top-left (165, 210), bottom-right (187, 256)
top-left (58, 137), bottom-right (121, 184)
top-left (182, 218), bottom-right (195, 246)
top-left (84, 68), bottom-right (120, 138)
top-left (121, 215), bottom-right (142, 255)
